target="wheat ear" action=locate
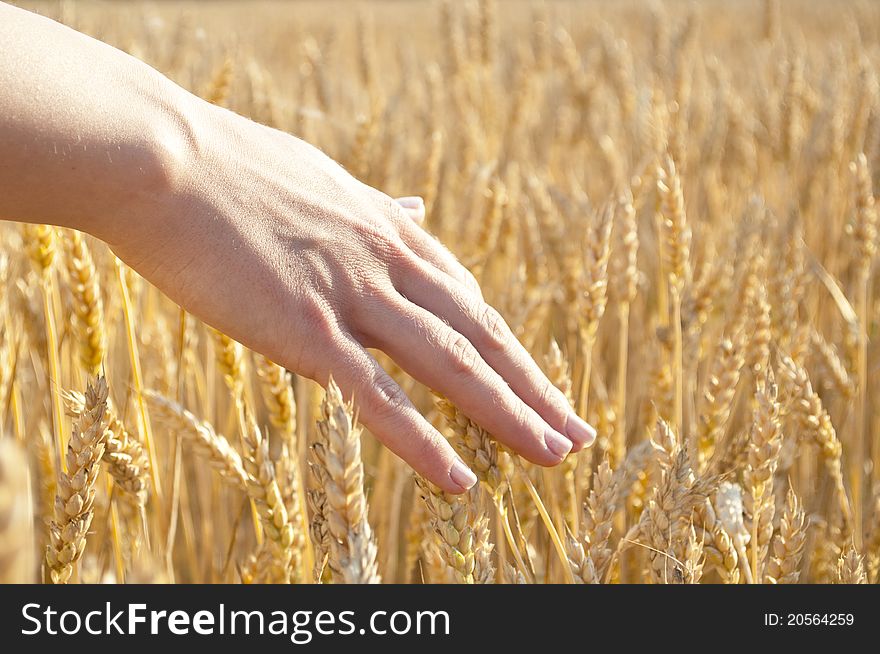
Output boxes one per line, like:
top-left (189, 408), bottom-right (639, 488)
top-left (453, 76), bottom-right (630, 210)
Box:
top-left (254, 355), bottom-right (306, 579)
top-left (46, 377), bottom-right (109, 583)
top-left (697, 496), bottom-right (740, 583)
top-left (145, 390), bottom-right (247, 491)
top-left (210, 328), bottom-right (245, 397)
top-left (627, 418), bottom-right (717, 584)
top-left (204, 56), bottom-right (234, 106)
top-left (414, 476), bottom-right (479, 583)
top-left (565, 529), bottom-right (600, 584)
top-left (543, 341), bottom-right (581, 528)
top-left (697, 332), bottom-right (744, 470)
top-left (778, 356), bottom-right (852, 529)
top-left (765, 485), bottom-right (806, 584)
top-left (836, 541), bottom-right (867, 584)
top-left (62, 390), bottom-right (149, 505)
top-left (657, 154), bottom-right (690, 434)
top-left (242, 412), bottom-right (295, 583)
top-left (744, 371), bottom-right (782, 583)
top-left (62, 230), bottom-right (106, 376)
top-left (582, 458), bottom-right (618, 580)
top-left (23, 224), bottom-right (67, 473)
top-left (436, 397), bottom-right (505, 493)
top-left (309, 378), bottom-right (380, 583)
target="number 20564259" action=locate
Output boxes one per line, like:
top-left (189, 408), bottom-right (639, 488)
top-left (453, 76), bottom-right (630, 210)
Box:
top-left (764, 614), bottom-right (854, 626)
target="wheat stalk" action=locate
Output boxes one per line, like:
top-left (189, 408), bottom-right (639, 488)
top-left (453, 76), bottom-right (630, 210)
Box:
top-left (865, 485), bottom-right (880, 583)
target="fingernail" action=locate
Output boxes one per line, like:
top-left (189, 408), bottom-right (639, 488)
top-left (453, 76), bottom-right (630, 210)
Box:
top-left (395, 196), bottom-right (424, 210)
top-left (566, 413), bottom-right (597, 447)
top-left (545, 429), bottom-right (573, 459)
top-left (449, 457), bottom-right (478, 490)
top-left (403, 207), bottom-right (426, 224)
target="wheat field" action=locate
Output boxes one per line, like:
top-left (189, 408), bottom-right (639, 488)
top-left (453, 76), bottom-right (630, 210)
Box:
top-left (1, 0), bottom-right (879, 584)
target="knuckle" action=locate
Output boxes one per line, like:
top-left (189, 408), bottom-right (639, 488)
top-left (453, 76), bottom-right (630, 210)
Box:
top-left (359, 219), bottom-right (398, 251)
top-left (382, 193), bottom-right (408, 223)
top-left (475, 304), bottom-right (508, 353)
top-left (357, 275), bottom-right (394, 305)
top-left (366, 229), bottom-right (414, 273)
top-left (540, 378), bottom-right (570, 413)
top-left (442, 331), bottom-right (478, 377)
top-left (279, 299), bottom-right (338, 379)
top-left (364, 373), bottom-right (409, 423)
top-left (367, 199), bottom-right (404, 239)
top-left (387, 244), bottom-right (422, 276)
top-left (300, 298), bottom-right (337, 339)
top-left (402, 256), bottom-right (440, 290)
top-left (345, 265), bottom-right (401, 319)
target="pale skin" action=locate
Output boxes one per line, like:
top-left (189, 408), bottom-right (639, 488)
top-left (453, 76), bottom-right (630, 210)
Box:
top-left (0, 3), bottom-right (596, 494)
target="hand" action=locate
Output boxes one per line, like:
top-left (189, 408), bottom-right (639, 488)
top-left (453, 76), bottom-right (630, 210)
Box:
top-left (106, 101), bottom-right (597, 493)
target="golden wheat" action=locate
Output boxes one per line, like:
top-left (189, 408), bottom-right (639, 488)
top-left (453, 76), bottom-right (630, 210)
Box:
top-left (0, 0), bottom-right (878, 585)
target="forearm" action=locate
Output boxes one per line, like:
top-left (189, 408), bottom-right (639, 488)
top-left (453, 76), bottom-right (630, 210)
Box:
top-left (0, 2), bottom-right (194, 242)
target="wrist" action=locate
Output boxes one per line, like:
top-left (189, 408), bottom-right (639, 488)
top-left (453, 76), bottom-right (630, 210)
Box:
top-left (91, 78), bottom-right (210, 249)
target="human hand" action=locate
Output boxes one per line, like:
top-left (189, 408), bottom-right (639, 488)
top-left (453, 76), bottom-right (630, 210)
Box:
top-left (108, 100), bottom-right (596, 494)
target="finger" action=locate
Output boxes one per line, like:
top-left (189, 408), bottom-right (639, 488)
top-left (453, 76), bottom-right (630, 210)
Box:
top-left (324, 333), bottom-right (477, 494)
top-left (399, 265), bottom-right (596, 451)
top-left (363, 295), bottom-right (574, 466)
top-left (384, 196), bottom-right (483, 298)
top-left (394, 196), bottom-right (425, 224)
